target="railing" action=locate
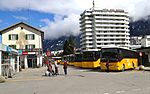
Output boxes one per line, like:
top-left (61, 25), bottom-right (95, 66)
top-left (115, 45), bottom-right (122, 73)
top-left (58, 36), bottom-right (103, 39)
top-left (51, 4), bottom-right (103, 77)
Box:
top-left (18, 48), bottom-right (43, 52)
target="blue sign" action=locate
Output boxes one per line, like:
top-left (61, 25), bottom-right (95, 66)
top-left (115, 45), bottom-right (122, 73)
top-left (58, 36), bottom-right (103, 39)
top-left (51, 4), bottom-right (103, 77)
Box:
top-left (6, 46), bottom-right (12, 53)
top-left (18, 50), bottom-right (23, 55)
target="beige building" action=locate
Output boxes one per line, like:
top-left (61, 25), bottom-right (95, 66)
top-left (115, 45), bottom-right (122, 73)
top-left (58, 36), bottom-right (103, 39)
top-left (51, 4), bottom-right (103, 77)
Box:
top-left (0, 22), bottom-right (44, 68)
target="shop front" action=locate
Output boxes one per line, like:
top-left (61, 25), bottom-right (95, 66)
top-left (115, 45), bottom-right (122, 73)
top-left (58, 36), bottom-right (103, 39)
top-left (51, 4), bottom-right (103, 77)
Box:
top-left (19, 49), bottom-right (43, 69)
top-left (0, 44), bottom-right (19, 78)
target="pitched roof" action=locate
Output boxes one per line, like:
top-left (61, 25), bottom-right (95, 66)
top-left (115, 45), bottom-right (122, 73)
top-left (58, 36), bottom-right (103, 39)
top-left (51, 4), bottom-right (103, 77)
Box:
top-left (0, 22), bottom-right (44, 34)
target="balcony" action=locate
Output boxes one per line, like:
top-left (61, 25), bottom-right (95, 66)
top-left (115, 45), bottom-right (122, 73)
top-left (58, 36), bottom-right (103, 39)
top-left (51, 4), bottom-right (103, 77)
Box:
top-left (18, 48), bottom-right (42, 52)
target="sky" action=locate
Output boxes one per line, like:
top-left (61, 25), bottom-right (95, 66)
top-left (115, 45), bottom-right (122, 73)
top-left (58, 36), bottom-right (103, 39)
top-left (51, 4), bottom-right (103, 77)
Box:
top-left (0, 0), bottom-right (150, 39)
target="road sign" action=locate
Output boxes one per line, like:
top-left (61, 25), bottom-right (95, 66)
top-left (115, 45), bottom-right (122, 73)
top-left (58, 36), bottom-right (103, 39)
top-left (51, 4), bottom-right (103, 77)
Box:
top-left (46, 50), bottom-right (51, 57)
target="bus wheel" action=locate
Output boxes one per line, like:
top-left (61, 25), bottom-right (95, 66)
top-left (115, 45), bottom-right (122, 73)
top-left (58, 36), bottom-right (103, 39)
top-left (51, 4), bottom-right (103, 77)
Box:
top-left (132, 63), bottom-right (135, 69)
top-left (122, 64), bottom-right (125, 71)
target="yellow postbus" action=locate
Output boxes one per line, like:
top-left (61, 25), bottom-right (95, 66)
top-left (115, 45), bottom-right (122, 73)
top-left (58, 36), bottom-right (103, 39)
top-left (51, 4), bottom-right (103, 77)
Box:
top-left (100, 47), bottom-right (139, 71)
top-left (81, 50), bottom-right (101, 68)
top-left (52, 57), bottom-right (62, 64)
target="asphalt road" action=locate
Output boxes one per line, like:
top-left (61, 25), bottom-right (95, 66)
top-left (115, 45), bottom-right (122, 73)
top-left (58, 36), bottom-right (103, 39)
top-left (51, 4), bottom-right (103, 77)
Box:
top-left (0, 65), bottom-right (150, 94)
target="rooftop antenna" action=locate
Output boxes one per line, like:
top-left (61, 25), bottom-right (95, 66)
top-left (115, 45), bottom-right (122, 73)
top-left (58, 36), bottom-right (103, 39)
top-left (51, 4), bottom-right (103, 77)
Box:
top-left (92, 0), bottom-right (95, 10)
top-left (27, 0), bottom-right (31, 24)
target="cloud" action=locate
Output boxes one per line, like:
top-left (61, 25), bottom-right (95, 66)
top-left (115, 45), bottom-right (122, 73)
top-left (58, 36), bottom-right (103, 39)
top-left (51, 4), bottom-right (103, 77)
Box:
top-left (0, 0), bottom-right (150, 20)
top-left (40, 14), bottom-right (80, 39)
top-left (13, 15), bottom-right (28, 20)
top-left (0, 0), bottom-right (150, 39)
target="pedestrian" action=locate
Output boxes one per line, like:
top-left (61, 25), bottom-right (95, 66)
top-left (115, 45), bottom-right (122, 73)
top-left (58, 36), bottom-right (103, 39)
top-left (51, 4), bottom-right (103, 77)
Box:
top-left (54, 60), bottom-right (59, 75)
top-left (63, 60), bottom-right (68, 75)
top-left (106, 59), bottom-right (109, 72)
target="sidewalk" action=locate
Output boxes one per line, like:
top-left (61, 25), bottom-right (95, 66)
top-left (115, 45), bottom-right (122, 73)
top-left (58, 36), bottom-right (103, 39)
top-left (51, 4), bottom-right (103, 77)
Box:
top-left (144, 67), bottom-right (150, 71)
top-left (136, 66), bottom-right (150, 71)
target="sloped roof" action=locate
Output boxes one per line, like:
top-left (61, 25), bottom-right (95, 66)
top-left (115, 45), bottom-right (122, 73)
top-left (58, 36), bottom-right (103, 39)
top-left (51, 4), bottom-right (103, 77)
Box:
top-left (0, 22), bottom-right (44, 33)
top-left (0, 22), bottom-right (44, 39)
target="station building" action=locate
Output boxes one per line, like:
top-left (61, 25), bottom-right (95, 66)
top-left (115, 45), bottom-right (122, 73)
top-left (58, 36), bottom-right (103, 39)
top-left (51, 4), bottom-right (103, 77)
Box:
top-left (131, 35), bottom-right (150, 66)
top-left (0, 22), bottom-right (44, 68)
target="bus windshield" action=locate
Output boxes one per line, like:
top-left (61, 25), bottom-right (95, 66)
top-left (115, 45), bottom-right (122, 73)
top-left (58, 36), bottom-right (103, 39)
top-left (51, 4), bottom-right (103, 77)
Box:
top-left (101, 48), bottom-right (119, 61)
top-left (82, 51), bottom-right (100, 61)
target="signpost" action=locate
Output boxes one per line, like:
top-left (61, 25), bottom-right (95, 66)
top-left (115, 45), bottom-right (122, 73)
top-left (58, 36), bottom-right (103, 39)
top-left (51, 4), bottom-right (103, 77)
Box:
top-left (139, 52), bottom-right (144, 70)
top-left (139, 52), bottom-right (142, 57)
top-left (139, 52), bottom-right (142, 65)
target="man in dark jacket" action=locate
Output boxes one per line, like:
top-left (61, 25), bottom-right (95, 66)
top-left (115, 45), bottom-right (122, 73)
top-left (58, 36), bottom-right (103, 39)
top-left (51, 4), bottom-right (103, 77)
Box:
top-left (63, 60), bottom-right (68, 75)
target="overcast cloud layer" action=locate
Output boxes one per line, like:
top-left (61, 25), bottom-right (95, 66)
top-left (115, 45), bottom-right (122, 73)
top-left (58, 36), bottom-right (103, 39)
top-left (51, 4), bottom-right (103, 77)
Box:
top-left (0, 0), bottom-right (150, 39)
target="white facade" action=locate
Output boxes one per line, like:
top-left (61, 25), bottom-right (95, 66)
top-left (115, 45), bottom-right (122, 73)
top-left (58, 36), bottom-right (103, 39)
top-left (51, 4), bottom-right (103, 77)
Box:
top-left (1, 22), bottom-right (44, 68)
top-left (80, 8), bottom-right (130, 50)
top-left (141, 35), bottom-right (150, 47)
top-left (130, 36), bottom-right (142, 49)
top-left (130, 35), bottom-right (150, 48)
top-left (130, 36), bottom-right (142, 45)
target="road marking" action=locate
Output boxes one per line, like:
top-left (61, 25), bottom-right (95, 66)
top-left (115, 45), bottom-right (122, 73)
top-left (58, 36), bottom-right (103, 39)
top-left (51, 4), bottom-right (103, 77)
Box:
top-left (132, 88), bottom-right (141, 91)
top-left (104, 92), bottom-right (109, 94)
top-left (146, 87), bottom-right (150, 90)
top-left (116, 90), bottom-right (125, 93)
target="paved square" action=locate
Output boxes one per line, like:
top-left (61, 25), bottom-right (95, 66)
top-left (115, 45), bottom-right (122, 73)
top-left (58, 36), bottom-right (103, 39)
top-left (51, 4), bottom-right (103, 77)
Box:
top-left (0, 65), bottom-right (150, 94)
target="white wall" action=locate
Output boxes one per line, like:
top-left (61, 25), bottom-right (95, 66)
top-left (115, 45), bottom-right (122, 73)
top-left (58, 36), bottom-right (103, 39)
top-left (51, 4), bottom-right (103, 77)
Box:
top-left (2, 25), bottom-right (42, 49)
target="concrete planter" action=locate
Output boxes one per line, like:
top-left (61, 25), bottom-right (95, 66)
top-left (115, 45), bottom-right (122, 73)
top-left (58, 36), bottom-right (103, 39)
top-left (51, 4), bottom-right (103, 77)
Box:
top-left (0, 76), bottom-right (6, 83)
top-left (139, 65), bottom-right (145, 70)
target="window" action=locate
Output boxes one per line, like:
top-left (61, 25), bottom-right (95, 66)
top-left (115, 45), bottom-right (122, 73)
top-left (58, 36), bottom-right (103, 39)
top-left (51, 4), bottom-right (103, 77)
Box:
top-left (9, 45), bottom-right (16, 49)
top-left (8, 34), bottom-right (18, 40)
top-left (21, 27), bottom-right (23, 30)
top-left (25, 44), bottom-right (35, 49)
top-left (26, 34), bottom-right (35, 40)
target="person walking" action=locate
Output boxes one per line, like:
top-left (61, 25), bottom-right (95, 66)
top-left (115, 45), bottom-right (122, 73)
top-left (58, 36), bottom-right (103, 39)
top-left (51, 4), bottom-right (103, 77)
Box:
top-left (63, 60), bottom-right (68, 75)
top-left (106, 59), bottom-right (109, 72)
top-left (54, 60), bottom-right (59, 75)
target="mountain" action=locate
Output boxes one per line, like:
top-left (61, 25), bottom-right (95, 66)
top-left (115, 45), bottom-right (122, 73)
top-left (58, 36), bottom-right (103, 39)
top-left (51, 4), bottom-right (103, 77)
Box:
top-left (130, 16), bottom-right (150, 36)
top-left (43, 17), bottom-right (150, 51)
top-left (43, 36), bottom-right (80, 52)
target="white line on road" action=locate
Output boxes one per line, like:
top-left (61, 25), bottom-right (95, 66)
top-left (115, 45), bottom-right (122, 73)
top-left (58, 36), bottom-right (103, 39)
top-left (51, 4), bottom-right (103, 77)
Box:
top-left (116, 90), bottom-right (125, 93)
top-left (104, 92), bottom-right (109, 94)
top-left (132, 88), bottom-right (141, 91)
top-left (146, 87), bottom-right (150, 89)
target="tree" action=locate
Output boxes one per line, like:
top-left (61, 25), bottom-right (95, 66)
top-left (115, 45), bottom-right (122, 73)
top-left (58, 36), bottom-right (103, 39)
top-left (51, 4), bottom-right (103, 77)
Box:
top-left (63, 36), bottom-right (76, 55)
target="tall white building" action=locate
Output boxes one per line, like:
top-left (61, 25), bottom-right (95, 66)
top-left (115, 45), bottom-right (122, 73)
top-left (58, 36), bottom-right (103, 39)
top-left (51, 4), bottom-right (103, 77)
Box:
top-left (80, 8), bottom-right (130, 50)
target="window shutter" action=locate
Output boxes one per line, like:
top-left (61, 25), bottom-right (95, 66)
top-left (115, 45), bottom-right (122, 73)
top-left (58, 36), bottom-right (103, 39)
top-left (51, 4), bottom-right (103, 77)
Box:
top-left (25, 45), bottom-right (28, 49)
top-left (25, 35), bottom-right (27, 40)
top-left (33, 34), bottom-right (35, 40)
top-left (14, 45), bottom-right (16, 49)
top-left (16, 35), bottom-right (18, 40)
top-left (9, 35), bottom-right (11, 40)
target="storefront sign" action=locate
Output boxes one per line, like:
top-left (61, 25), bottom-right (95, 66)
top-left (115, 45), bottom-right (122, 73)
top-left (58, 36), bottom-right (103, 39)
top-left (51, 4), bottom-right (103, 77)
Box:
top-left (22, 52), bottom-right (28, 55)
top-left (6, 46), bottom-right (12, 53)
